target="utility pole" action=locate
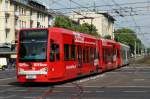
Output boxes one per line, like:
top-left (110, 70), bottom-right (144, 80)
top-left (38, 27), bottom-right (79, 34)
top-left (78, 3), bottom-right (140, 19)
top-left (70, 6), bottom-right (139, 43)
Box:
top-left (134, 40), bottom-right (136, 58)
top-left (137, 43), bottom-right (139, 56)
top-left (138, 43), bottom-right (140, 55)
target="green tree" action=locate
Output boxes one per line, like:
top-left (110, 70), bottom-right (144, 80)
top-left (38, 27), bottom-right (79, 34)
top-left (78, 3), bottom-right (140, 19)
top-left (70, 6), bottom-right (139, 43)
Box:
top-left (104, 35), bottom-right (111, 39)
top-left (147, 48), bottom-right (150, 54)
top-left (54, 16), bottom-right (99, 37)
top-left (114, 28), bottom-right (142, 55)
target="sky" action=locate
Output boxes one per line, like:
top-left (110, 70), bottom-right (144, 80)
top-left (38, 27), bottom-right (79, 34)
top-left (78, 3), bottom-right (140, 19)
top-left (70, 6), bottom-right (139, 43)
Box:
top-left (38, 0), bottom-right (150, 48)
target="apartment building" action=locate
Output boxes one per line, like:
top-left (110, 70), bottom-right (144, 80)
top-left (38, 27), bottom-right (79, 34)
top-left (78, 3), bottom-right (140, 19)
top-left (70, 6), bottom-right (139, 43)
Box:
top-left (0, 0), bottom-right (54, 59)
top-left (70, 11), bottom-right (115, 39)
top-left (0, 0), bottom-right (53, 46)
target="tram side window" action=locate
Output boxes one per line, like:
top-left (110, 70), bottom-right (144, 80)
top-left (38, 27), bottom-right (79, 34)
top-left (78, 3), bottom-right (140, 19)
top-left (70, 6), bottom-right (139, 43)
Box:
top-left (50, 40), bottom-right (60, 62)
top-left (71, 45), bottom-right (76, 60)
top-left (103, 48), bottom-right (105, 62)
top-left (50, 40), bottom-right (55, 62)
top-left (55, 44), bottom-right (60, 61)
top-left (90, 47), bottom-right (94, 64)
top-left (83, 48), bottom-right (86, 63)
top-left (64, 44), bottom-right (70, 60)
top-left (87, 47), bottom-right (90, 63)
top-left (117, 49), bottom-right (120, 58)
top-left (83, 47), bottom-right (89, 63)
top-left (103, 47), bottom-right (107, 63)
top-left (94, 48), bottom-right (99, 59)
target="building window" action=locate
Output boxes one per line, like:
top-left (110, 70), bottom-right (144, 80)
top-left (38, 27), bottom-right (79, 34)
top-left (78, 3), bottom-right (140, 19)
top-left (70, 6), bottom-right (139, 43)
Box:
top-left (37, 12), bottom-right (40, 19)
top-left (5, 0), bottom-right (9, 11)
top-left (5, 17), bottom-right (8, 23)
top-left (21, 8), bottom-right (24, 15)
top-left (19, 20), bottom-right (21, 28)
top-left (14, 5), bottom-right (18, 12)
top-left (15, 18), bottom-right (19, 28)
top-left (24, 21), bottom-right (26, 28)
top-left (37, 22), bottom-right (40, 28)
top-left (15, 31), bottom-right (18, 40)
top-left (6, 30), bottom-right (9, 38)
top-left (20, 7), bottom-right (26, 15)
top-left (30, 21), bottom-right (33, 28)
top-left (22, 21), bottom-right (23, 28)
top-left (30, 10), bottom-right (32, 16)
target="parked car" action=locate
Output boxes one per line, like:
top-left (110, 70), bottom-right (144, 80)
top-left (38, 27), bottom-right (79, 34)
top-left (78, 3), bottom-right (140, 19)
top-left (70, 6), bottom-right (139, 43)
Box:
top-left (0, 58), bottom-right (7, 70)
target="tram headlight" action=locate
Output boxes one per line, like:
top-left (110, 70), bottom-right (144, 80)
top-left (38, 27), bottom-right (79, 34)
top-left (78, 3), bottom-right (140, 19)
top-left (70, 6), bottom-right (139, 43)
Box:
top-left (18, 68), bottom-right (24, 74)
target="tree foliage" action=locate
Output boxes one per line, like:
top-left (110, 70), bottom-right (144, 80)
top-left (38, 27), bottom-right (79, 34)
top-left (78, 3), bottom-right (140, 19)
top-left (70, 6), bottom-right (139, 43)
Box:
top-left (147, 48), bottom-right (150, 54)
top-left (114, 28), bottom-right (142, 55)
top-left (104, 35), bottom-right (111, 39)
top-left (54, 16), bottom-right (99, 37)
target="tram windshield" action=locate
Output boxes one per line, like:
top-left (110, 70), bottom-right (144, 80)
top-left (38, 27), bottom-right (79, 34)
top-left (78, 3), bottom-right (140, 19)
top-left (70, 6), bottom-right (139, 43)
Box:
top-left (19, 29), bottom-right (48, 62)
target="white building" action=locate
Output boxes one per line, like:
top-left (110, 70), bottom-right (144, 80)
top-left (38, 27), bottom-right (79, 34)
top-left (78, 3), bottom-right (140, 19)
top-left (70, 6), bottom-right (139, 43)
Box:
top-left (0, 0), bottom-right (54, 46)
top-left (0, 0), bottom-right (54, 58)
top-left (70, 11), bottom-right (115, 39)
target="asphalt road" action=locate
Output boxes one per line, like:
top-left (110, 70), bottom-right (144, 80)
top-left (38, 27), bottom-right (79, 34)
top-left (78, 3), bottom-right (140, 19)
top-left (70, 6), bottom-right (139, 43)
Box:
top-left (1, 63), bottom-right (150, 99)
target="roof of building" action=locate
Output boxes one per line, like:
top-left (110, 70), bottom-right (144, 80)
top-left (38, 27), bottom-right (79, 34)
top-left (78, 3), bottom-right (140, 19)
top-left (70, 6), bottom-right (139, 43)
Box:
top-left (97, 12), bottom-right (116, 22)
top-left (11, 0), bottom-right (52, 15)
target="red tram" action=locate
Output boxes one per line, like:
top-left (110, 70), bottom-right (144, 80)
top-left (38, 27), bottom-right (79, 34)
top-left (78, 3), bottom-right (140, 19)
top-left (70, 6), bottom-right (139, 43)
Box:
top-left (16, 27), bottom-right (129, 83)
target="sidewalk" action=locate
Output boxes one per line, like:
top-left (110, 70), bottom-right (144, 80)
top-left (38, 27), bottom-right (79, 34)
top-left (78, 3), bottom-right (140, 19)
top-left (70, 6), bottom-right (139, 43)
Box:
top-left (130, 55), bottom-right (145, 63)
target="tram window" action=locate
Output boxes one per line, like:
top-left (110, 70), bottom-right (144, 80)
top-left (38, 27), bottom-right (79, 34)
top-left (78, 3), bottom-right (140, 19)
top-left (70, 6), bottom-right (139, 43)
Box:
top-left (64, 44), bottom-right (70, 60)
top-left (50, 40), bottom-right (60, 62)
top-left (94, 48), bottom-right (99, 59)
top-left (71, 45), bottom-right (76, 60)
top-left (87, 48), bottom-right (90, 63)
top-left (103, 47), bottom-right (107, 63)
top-left (55, 44), bottom-right (60, 61)
top-left (50, 40), bottom-right (55, 62)
top-left (83, 48), bottom-right (86, 63)
top-left (77, 45), bottom-right (82, 63)
top-left (90, 48), bottom-right (94, 62)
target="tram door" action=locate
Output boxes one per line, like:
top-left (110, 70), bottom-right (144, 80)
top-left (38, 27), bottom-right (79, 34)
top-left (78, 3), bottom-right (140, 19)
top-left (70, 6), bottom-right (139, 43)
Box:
top-left (49, 40), bottom-right (64, 78)
top-left (77, 45), bottom-right (82, 68)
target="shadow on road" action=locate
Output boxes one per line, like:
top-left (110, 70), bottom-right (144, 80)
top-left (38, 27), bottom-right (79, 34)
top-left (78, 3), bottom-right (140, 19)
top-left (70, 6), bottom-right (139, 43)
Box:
top-left (8, 72), bottom-right (104, 87)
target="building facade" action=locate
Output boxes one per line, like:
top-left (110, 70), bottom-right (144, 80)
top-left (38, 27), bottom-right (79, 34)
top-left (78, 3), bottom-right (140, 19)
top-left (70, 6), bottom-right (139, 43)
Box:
top-left (0, 0), bottom-right (54, 59)
top-left (0, 0), bottom-right (53, 46)
top-left (70, 11), bottom-right (115, 39)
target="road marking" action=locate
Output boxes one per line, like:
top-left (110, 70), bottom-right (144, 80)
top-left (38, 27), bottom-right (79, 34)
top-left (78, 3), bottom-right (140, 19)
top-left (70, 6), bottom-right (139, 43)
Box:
top-left (123, 91), bottom-right (147, 93)
top-left (54, 91), bottom-right (64, 93)
top-left (83, 91), bottom-right (92, 93)
top-left (78, 74), bottom-right (105, 83)
top-left (0, 95), bottom-right (16, 99)
top-left (0, 85), bottom-right (12, 87)
top-left (57, 85), bottom-right (150, 88)
top-left (15, 89), bottom-right (27, 92)
top-left (95, 91), bottom-right (105, 93)
top-left (4, 95), bottom-right (16, 99)
top-left (24, 97), bottom-right (36, 99)
top-left (54, 90), bottom-right (104, 93)
top-left (105, 86), bottom-right (150, 88)
top-left (0, 87), bottom-right (18, 93)
top-left (108, 72), bottom-right (150, 74)
top-left (0, 77), bottom-right (16, 81)
top-left (133, 79), bottom-right (145, 81)
top-left (123, 67), bottom-right (150, 69)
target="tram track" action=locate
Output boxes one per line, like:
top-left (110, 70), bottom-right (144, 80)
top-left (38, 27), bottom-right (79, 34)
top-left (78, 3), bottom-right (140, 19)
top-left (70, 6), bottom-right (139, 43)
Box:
top-left (36, 86), bottom-right (54, 99)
